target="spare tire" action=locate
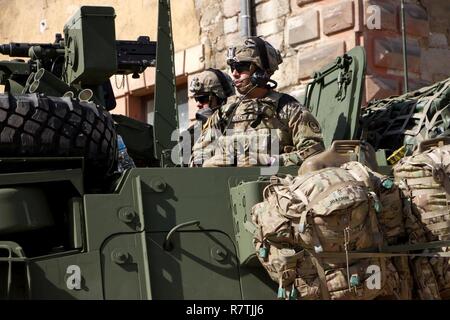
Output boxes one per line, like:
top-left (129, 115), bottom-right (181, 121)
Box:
top-left (0, 93), bottom-right (117, 180)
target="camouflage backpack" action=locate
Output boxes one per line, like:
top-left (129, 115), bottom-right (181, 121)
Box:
top-left (394, 144), bottom-right (450, 241)
top-left (360, 77), bottom-right (450, 162)
top-left (251, 162), bottom-right (403, 299)
top-left (394, 143), bottom-right (450, 298)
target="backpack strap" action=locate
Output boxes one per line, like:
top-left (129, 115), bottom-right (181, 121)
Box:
top-left (277, 93), bottom-right (299, 113)
top-left (309, 253), bottom-right (331, 300)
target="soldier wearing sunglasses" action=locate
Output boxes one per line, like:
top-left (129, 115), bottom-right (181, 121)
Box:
top-left (184, 69), bottom-right (235, 149)
top-left (190, 37), bottom-right (325, 167)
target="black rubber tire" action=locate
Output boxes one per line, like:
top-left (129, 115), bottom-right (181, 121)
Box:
top-left (0, 93), bottom-right (117, 179)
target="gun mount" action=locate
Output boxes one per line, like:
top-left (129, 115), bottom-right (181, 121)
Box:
top-left (0, 6), bottom-right (157, 110)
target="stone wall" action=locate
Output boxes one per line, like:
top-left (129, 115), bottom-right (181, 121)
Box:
top-left (192, 0), bottom-right (450, 107)
top-left (1, 0), bottom-right (449, 122)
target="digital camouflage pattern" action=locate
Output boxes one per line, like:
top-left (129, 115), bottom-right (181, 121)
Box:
top-left (226, 37), bottom-right (282, 75)
top-left (394, 144), bottom-right (450, 298)
top-left (341, 161), bottom-right (406, 245)
top-left (189, 91), bottom-right (325, 167)
top-left (188, 69), bottom-right (235, 99)
top-left (251, 162), bottom-right (407, 300)
top-left (394, 145), bottom-right (450, 241)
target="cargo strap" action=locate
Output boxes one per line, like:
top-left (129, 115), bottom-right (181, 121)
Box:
top-left (405, 82), bottom-right (450, 137)
top-left (313, 239), bottom-right (450, 260)
top-left (309, 253), bottom-right (331, 300)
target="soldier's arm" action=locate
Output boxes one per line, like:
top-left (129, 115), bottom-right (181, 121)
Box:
top-left (189, 110), bottom-right (222, 166)
top-left (278, 103), bottom-right (325, 166)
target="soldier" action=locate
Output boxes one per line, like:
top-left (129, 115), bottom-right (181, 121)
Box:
top-left (186, 68), bottom-right (235, 146)
top-left (190, 37), bottom-right (325, 167)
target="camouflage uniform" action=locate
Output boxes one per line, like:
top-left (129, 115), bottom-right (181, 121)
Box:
top-left (185, 69), bottom-right (234, 149)
top-left (190, 38), bottom-right (324, 167)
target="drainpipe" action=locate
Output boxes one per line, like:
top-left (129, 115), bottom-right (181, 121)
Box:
top-left (400, 0), bottom-right (409, 93)
top-left (240, 0), bottom-right (252, 38)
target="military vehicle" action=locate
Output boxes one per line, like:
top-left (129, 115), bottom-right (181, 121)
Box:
top-left (0, 1), bottom-right (449, 300)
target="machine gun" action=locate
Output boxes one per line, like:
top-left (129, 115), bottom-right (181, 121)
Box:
top-left (0, 6), bottom-right (156, 110)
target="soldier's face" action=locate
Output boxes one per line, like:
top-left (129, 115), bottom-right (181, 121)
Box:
top-left (230, 62), bottom-right (253, 94)
top-left (194, 94), bottom-right (210, 109)
top-left (194, 95), bottom-right (218, 110)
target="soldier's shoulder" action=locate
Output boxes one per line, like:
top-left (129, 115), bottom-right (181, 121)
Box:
top-left (269, 90), bottom-right (307, 112)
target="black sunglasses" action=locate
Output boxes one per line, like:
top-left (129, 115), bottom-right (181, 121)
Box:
top-left (194, 95), bottom-right (210, 103)
top-left (229, 61), bottom-right (252, 73)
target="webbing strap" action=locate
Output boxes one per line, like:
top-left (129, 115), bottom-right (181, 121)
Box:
top-left (405, 82), bottom-right (450, 137)
top-left (316, 251), bottom-right (450, 259)
top-left (310, 254), bottom-right (331, 300)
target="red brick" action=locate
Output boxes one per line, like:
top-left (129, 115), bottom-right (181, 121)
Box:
top-left (403, 3), bottom-right (429, 38)
top-left (127, 95), bottom-right (145, 122)
top-left (407, 78), bottom-right (432, 92)
top-left (373, 37), bottom-right (421, 73)
top-left (323, 0), bottom-right (355, 36)
top-left (429, 33), bottom-right (448, 49)
top-left (364, 0), bottom-right (397, 32)
top-left (297, 40), bottom-right (345, 79)
top-left (432, 74), bottom-right (449, 83)
top-left (365, 75), bottom-right (400, 101)
top-left (420, 48), bottom-right (450, 82)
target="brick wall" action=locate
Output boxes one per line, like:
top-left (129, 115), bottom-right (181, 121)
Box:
top-left (190, 0), bottom-right (450, 110)
top-left (2, 0), bottom-right (448, 122)
top-left (107, 0), bottom-right (450, 121)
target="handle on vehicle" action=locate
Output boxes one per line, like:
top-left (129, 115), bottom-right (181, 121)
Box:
top-left (163, 220), bottom-right (201, 251)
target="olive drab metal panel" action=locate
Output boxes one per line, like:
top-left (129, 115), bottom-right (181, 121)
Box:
top-left (63, 6), bottom-right (117, 85)
top-left (229, 180), bottom-right (269, 266)
top-left (153, 0), bottom-right (178, 164)
top-left (146, 231), bottom-right (240, 299)
top-left (132, 167), bottom-right (298, 299)
top-left (304, 46), bottom-right (366, 148)
top-left (29, 251), bottom-right (104, 299)
top-left (101, 233), bottom-right (151, 299)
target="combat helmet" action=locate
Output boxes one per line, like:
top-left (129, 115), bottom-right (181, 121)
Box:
top-left (226, 37), bottom-right (283, 75)
top-left (189, 68), bottom-right (235, 100)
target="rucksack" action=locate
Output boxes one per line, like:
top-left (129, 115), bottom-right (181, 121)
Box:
top-left (252, 163), bottom-right (403, 299)
top-left (394, 144), bottom-right (450, 298)
top-left (394, 144), bottom-right (450, 241)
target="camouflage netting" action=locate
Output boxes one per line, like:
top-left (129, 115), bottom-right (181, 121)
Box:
top-left (360, 77), bottom-right (450, 159)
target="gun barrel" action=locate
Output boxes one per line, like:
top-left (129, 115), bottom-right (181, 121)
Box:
top-left (116, 37), bottom-right (156, 74)
top-left (0, 43), bottom-right (49, 57)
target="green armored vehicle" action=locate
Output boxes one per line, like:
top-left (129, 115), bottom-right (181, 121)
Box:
top-left (0, 2), bottom-right (449, 300)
